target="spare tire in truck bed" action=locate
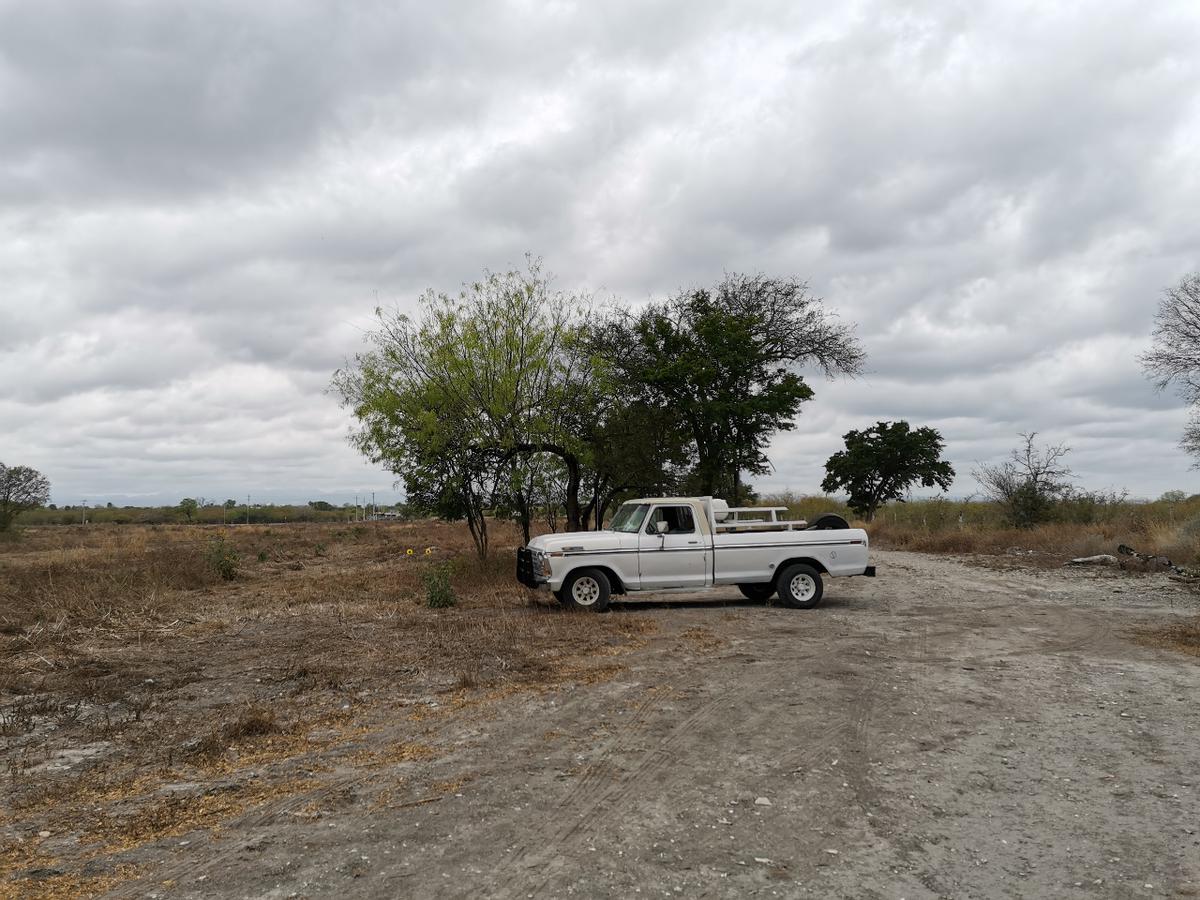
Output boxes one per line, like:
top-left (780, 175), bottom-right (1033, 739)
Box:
top-left (806, 513), bottom-right (850, 531)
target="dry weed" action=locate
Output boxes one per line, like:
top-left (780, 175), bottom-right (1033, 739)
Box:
top-left (868, 520), bottom-right (1200, 566)
top-left (1134, 617), bottom-right (1200, 658)
top-left (679, 625), bottom-right (725, 653)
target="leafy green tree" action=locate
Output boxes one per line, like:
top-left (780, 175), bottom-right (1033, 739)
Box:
top-left (333, 258), bottom-right (597, 554)
top-left (0, 463), bottom-right (51, 531)
top-left (308, 500), bottom-right (335, 511)
top-left (821, 421), bottom-right (955, 521)
top-left (578, 398), bottom-right (693, 528)
top-left (597, 273), bottom-right (864, 503)
top-left (179, 498), bottom-right (199, 521)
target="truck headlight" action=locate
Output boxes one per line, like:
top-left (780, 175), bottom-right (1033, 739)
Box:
top-left (532, 550), bottom-right (552, 577)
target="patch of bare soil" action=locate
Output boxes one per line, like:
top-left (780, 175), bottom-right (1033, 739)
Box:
top-left (5, 540), bottom-right (1200, 898)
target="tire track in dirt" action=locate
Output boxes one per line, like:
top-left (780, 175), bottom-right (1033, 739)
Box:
top-left (489, 664), bottom-right (785, 895)
top-left (104, 778), bottom-right (341, 897)
top-left (490, 679), bottom-right (764, 893)
top-left (551, 683), bottom-right (667, 807)
top-left (106, 764), bottom-right (410, 898)
top-left (490, 643), bottom-right (887, 899)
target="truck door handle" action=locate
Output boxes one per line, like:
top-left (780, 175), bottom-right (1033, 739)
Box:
top-left (687, 540), bottom-right (698, 544)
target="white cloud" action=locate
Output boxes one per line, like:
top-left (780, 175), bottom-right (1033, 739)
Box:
top-left (1, 0), bottom-right (1198, 504)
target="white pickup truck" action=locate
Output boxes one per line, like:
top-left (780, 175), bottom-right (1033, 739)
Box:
top-left (516, 496), bottom-right (875, 611)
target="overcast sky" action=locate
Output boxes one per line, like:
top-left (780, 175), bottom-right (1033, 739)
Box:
top-left (2, 0), bottom-right (1199, 506)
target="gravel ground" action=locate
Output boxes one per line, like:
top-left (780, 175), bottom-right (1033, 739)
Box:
top-left (106, 549), bottom-right (1200, 899)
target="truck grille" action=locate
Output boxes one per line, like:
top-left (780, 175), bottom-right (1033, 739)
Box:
top-left (516, 548), bottom-right (538, 588)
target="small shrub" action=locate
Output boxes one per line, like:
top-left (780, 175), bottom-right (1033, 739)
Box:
top-left (423, 561), bottom-right (457, 609)
top-left (204, 536), bottom-right (240, 580)
top-left (314, 542), bottom-right (327, 557)
top-left (190, 703), bottom-right (279, 757)
top-left (257, 549), bottom-right (269, 563)
top-left (225, 703), bottom-right (279, 739)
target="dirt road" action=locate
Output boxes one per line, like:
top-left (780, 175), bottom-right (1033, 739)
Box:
top-left (115, 550), bottom-right (1199, 899)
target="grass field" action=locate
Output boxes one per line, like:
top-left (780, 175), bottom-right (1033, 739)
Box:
top-left (0, 521), bottom-right (653, 898)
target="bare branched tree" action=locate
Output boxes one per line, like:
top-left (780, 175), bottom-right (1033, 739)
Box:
top-left (972, 433), bottom-right (1073, 527)
top-left (1142, 272), bottom-right (1200, 463)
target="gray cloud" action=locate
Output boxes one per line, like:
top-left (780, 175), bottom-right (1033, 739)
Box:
top-left (2, 0), bottom-right (1199, 505)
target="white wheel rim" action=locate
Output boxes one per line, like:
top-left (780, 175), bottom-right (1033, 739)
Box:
top-left (789, 573), bottom-right (816, 602)
top-left (572, 576), bottom-right (601, 606)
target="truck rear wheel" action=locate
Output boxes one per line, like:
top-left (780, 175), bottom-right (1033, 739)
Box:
top-left (737, 583), bottom-right (775, 602)
top-left (776, 564), bottom-right (824, 609)
top-left (559, 568), bottom-right (611, 612)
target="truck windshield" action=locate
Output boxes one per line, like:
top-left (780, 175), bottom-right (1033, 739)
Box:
top-left (609, 503), bottom-right (649, 533)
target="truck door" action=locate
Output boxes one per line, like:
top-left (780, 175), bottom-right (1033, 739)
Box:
top-left (637, 504), bottom-right (709, 589)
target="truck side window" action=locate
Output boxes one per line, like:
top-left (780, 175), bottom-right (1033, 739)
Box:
top-left (646, 505), bottom-right (695, 535)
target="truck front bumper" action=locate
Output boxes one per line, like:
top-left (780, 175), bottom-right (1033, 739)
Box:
top-left (516, 548), bottom-right (549, 589)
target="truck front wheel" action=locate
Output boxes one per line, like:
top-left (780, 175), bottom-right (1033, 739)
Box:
top-left (776, 564), bottom-right (824, 609)
top-left (558, 568), bottom-right (612, 612)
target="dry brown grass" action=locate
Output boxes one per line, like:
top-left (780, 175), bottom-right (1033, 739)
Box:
top-left (678, 625), bottom-right (725, 653)
top-left (0, 840), bottom-right (139, 900)
top-left (81, 776), bottom-right (322, 851)
top-left (1134, 617), bottom-right (1200, 657)
top-left (868, 520), bottom-right (1200, 567)
top-left (0, 520), bottom-right (653, 896)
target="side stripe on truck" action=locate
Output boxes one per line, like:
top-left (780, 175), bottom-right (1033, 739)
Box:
top-left (560, 539), bottom-right (861, 557)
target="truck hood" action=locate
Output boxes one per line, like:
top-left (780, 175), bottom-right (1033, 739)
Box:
top-left (527, 531), bottom-right (631, 553)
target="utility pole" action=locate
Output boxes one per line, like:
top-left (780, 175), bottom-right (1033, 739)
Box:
top-left (246, 494), bottom-right (251, 526)
top-left (371, 491), bottom-right (376, 521)
top-left (81, 499), bottom-right (87, 526)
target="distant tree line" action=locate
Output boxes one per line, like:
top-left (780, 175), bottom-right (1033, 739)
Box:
top-left (15, 499), bottom-right (404, 527)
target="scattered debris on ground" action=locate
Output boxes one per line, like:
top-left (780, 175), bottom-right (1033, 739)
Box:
top-left (1067, 554), bottom-right (1119, 566)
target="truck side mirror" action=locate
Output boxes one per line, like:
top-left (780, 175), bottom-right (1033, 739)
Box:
top-left (654, 520), bottom-right (670, 535)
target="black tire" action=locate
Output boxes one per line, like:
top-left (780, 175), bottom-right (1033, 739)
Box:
top-left (560, 568), bottom-right (612, 612)
top-left (737, 583), bottom-right (775, 602)
top-left (775, 563), bottom-right (824, 609)
top-left (806, 513), bottom-right (850, 531)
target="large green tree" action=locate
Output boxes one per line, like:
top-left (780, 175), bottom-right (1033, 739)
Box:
top-left (577, 398), bottom-right (693, 528)
top-left (332, 259), bottom-right (598, 555)
top-left (0, 463), bottom-right (51, 531)
top-left (597, 273), bottom-right (864, 502)
top-left (821, 421), bottom-right (955, 521)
